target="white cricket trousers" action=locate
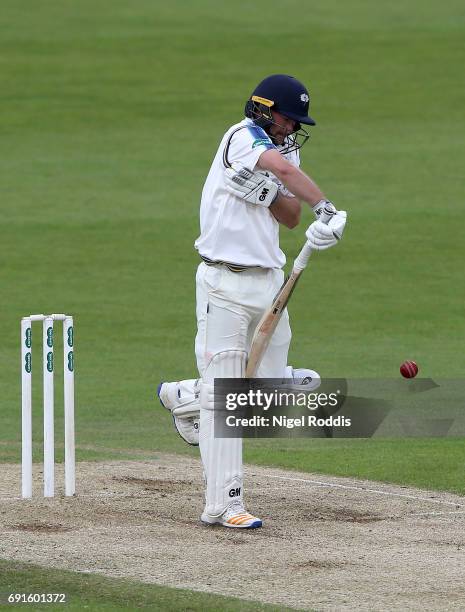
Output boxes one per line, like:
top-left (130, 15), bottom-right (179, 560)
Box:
top-left (195, 262), bottom-right (291, 378)
top-left (195, 262), bottom-right (291, 516)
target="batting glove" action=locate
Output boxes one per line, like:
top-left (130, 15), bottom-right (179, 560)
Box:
top-left (312, 199), bottom-right (336, 219)
top-left (224, 162), bottom-right (278, 208)
top-left (306, 210), bottom-right (347, 250)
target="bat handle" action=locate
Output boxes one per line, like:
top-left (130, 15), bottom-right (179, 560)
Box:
top-left (293, 241), bottom-right (312, 272)
top-left (293, 204), bottom-right (336, 272)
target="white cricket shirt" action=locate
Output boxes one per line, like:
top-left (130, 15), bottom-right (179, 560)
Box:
top-left (194, 118), bottom-right (300, 269)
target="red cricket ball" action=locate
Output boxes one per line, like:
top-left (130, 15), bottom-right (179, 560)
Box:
top-left (400, 360), bottom-right (419, 378)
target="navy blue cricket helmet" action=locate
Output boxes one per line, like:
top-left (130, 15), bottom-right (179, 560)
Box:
top-left (245, 74), bottom-right (315, 153)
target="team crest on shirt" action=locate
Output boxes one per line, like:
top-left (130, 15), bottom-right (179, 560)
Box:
top-left (252, 137), bottom-right (272, 148)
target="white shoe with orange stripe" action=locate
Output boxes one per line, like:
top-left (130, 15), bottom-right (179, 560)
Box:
top-left (201, 501), bottom-right (262, 529)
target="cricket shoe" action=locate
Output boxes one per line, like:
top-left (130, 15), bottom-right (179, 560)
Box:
top-left (201, 500), bottom-right (262, 529)
top-left (283, 366), bottom-right (321, 391)
top-left (157, 381), bottom-right (200, 446)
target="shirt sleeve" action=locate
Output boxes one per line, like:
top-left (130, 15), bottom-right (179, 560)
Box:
top-left (223, 123), bottom-right (276, 171)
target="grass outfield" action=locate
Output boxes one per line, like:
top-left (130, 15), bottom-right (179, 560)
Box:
top-left (0, 0), bottom-right (464, 494)
top-left (0, 560), bottom-right (292, 611)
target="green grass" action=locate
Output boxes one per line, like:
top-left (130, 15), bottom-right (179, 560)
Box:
top-left (0, 560), bottom-right (292, 611)
top-left (1, 0), bottom-right (464, 496)
top-left (245, 438), bottom-right (465, 495)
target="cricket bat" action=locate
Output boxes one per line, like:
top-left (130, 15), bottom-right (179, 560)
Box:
top-left (245, 206), bottom-right (335, 377)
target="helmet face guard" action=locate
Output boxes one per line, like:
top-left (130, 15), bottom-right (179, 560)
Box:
top-left (280, 128), bottom-right (310, 155)
top-left (245, 94), bottom-right (310, 154)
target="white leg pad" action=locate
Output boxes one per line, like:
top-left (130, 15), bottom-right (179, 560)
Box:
top-left (170, 379), bottom-right (201, 418)
top-left (200, 350), bottom-right (247, 517)
top-left (158, 379), bottom-right (201, 445)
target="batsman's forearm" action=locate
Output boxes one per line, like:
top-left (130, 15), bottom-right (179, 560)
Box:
top-left (274, 165), bottom-right (325, 209)
top-left (269, 193), bottom-right (301, 228)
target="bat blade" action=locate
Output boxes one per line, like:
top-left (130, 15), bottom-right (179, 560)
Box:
top-left (245, 204), bottom-right (335, 378)
top-left (245, 270), bottom-right (302, 377)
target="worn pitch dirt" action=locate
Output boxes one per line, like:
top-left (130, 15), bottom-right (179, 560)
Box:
top-left (1, 455), bottom-right (464, 611)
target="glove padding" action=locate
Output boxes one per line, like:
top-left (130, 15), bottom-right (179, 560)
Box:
top-left (306, 210), bottom-right (347, 250)
top-left (312, 199), bottom-right (334, 219)
top-left (224, 162), bottom-right (278, 208)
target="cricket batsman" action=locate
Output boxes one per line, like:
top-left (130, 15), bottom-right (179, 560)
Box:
top-left (157, 75), bottom-right (347, 528)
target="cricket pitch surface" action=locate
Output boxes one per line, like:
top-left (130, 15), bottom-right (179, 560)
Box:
top-left (1, 455), bottom-right (464, 611)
